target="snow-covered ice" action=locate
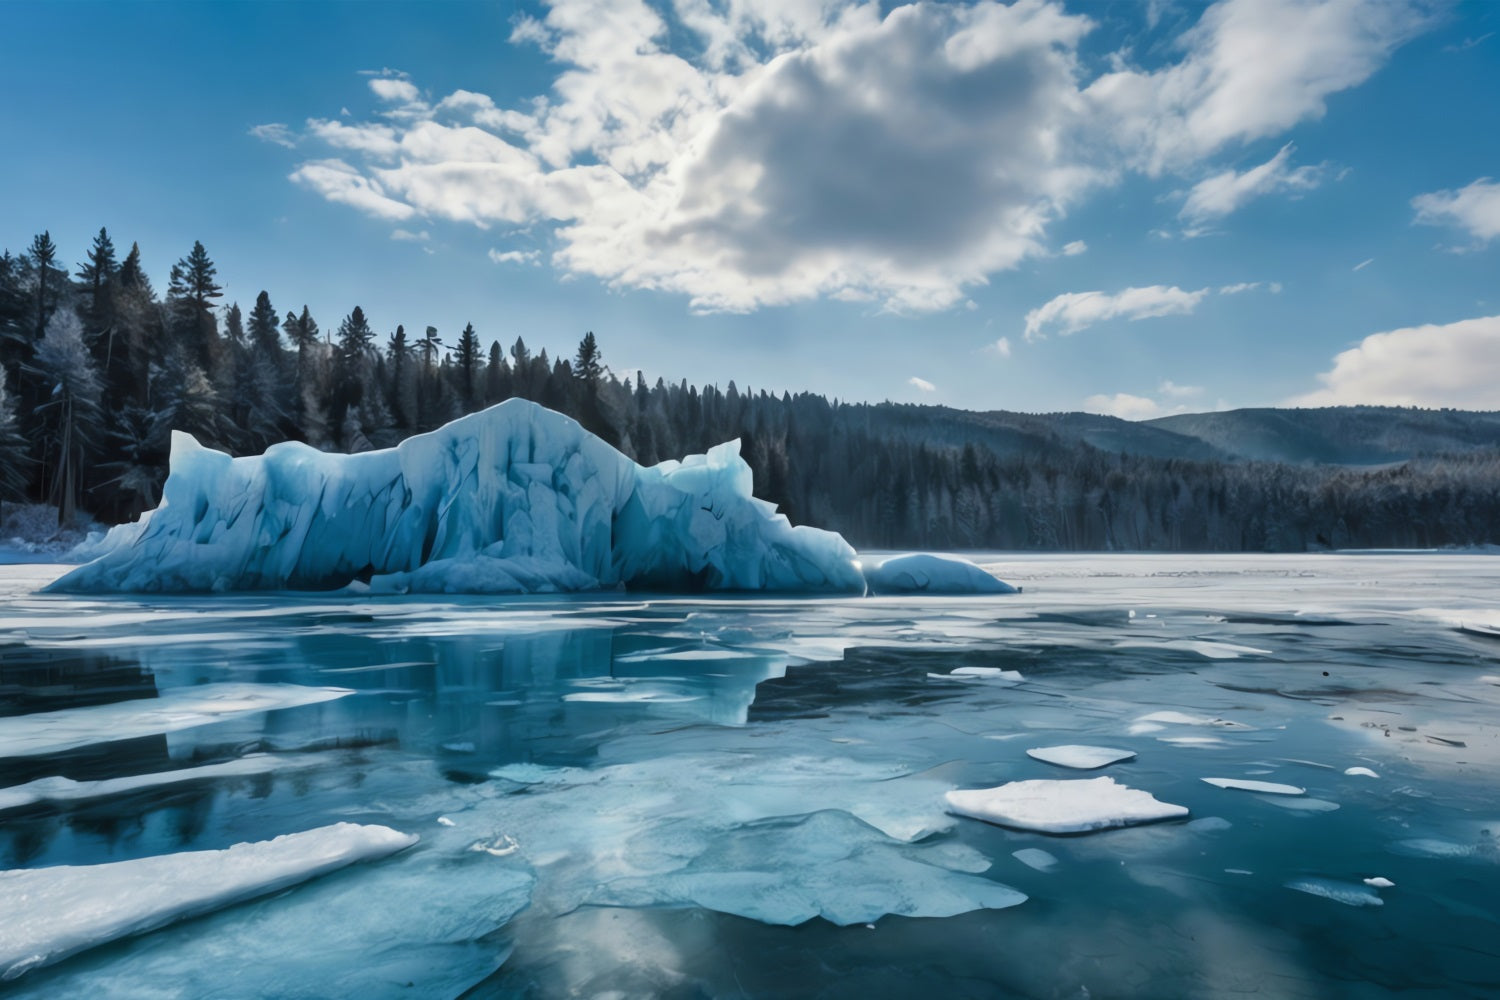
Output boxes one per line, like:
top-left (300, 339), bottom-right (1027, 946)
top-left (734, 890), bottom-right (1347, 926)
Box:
top-left (48, 400), bottom-right (865, 595)
top-left (945, 777), bottom-right (1189, 834)
top-left (1202, 778), bottom-right (1306, 796)
top-left (862, 553), bottom-right (1017, 595)
top-left (0, 755), bottom-right (307, 812)
top-left (1344, 766), bottom-right (1379, 778)
top-left (1364, 876), bottom-right (1395, 888)
top-left (0, 823), bottom-right (417, 980)
top-left (1026, 745), bottom-right (1136, 770)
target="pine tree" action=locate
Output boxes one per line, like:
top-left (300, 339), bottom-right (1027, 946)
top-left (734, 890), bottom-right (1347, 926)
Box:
top-left (76, 227), bottom-right (119, 344)
top-left (26, 231), bottom-right (66, 343)
top-left (247, 291), bottom-right (283, 366)
top-left (167, 240), bottom-right (222, 368)
top-left (332, 306), bottom-right (375, 445)
top-left (386, 325), bottom-right (412, 428)
top-left (574, 331), bottom-right (604, 387)
top-left (454, 321), bottom-right (481, 409)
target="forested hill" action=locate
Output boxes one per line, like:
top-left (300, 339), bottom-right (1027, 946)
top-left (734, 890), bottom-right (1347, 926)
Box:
top-left (4, 228), bottom-right (1500, 553)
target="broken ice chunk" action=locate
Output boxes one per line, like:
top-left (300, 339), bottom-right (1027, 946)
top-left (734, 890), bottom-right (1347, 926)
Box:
top-left (1344, 766), bottom-right (1380, 778)
top-left (945, 777), bottom-right (1188, 834)
top-left (1025, 745), bottom-right (1136, 770)
top-left (1364, 876), bottom-right (1395, 888)
top-left (1202, 778), bottom-right (1305, 795)
top-left (1285, 878), bottom-right (1384, 907)
top-left (1011, 848), bottom-right (1059, 872)
top-left (928, 667), bottom-right (1023, 683)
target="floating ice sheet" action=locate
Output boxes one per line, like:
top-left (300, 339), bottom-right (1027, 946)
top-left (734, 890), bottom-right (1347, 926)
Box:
top-left (0, 755), bottom-right (308, 811)
top-left (1026, 745), bottom-right (1136, 770)
top-left (0, 823), bottom-right (417, 980)
top-left (945, 777), bottom-right (1189, 834)
top-left (1012, 848), bottom-right (1059, 872)
top-left (0, 683), bottom-right (353, 759)
top-left (1202, 778), bottom-right (1305, 796)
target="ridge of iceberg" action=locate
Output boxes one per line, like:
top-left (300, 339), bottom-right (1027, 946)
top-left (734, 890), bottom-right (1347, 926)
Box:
top-left (48, 399), bottom-right (866, 594)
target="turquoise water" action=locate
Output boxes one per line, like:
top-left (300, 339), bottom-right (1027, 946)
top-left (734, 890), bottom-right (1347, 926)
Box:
top-left (1, 554), bottom-right (1498, 998)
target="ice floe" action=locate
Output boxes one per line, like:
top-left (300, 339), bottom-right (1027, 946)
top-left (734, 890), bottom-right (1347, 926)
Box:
top-left (1012, 848), bottom-right (1059, 872)
top-left (945, 777), bottom-right (1189, 834)
top-left (1025, 745), bottom-right (1136, 770)
top-left (0, 823), bottom-right (416, 980)
top-left (1344, 766), bottom-right (1380, 778)
top-left (1202, 778), bottom-right (1306, 796)
top-left (1364, 876), bottom-right (1395, 888)
top-left (0, 755), bottom-right (307, 811)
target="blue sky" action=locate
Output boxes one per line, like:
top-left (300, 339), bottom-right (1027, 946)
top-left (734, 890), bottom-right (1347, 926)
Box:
top-left (3, 0), bottom-right (1498, 417)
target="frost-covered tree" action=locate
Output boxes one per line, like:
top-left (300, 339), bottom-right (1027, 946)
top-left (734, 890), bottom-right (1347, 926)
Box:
top-left (0, 368), bottom-right (30, 518)
top-left (26, 312), bottom-right (103, 525)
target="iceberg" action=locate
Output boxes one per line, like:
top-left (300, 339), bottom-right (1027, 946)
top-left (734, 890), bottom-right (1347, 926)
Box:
top-left (863, 553), bottom-right (1017, 595)
top-left (945, 777), bottom-right (1188, 834)
top-left (47, 400), bottom-right (864, 595)
top-left (0, 823), bottom-right (417, 980)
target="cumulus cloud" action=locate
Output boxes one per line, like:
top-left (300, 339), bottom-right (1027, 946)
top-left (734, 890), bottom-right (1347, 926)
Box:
top-left (280, 0), bottom-right (1432, 312)
top-left (1287, 314), bottom-right (1500, 408)
top-left (993, 336), bottom-right (1012, 358)
top-left (1180, 143), bottom-right (1324, 224)
top-left (1024, 284), bottom-right (1208, 340)
top-left (1412, 178), bottom-right (1500, 246)
top-left (1083, 392), bottom-right (1162, 420)
top-left (249, 123), bottom-right (296, 148)
top-left (908, 376), bottom-right (937, 392)
top-left (1060, 240), bottom-right (1087, 256)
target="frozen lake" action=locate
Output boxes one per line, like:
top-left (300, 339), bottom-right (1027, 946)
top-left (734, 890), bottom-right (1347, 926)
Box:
top-left (2, 553), bottom-right (1499, 997)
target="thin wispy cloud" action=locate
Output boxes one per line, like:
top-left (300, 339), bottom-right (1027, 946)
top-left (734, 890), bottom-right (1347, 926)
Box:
top-left (1060, 240), bottom-right (1088, 256)
top-left (908, 376), bottom-right (937, 392)
top-left (1218, 281), bottom-right (1281, 295)
top-left (1025, 285), bottom-right (1209, 340)
top-left (1179, 143), bottom-right (1324, 225)
top-left (1083, 392), bottom-right (1162, 420)
top-left (489, 249), bottom-right (541, 265)
top-left (390, 229), bottom-right (430, 242)
top-left (248, 123), bottom-right (296, 148)
top-left (1352, 258), bottom-right (1374, 271)
top-left (993, 337), bottom-right (1012, 359)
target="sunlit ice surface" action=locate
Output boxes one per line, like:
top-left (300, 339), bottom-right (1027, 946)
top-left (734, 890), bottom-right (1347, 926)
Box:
top-left (2, 553), bottom-right (1499, 997)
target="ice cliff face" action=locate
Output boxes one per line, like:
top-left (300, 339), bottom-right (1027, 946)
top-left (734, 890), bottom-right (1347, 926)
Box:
top-left (48, 399), bottom-right (865, 594)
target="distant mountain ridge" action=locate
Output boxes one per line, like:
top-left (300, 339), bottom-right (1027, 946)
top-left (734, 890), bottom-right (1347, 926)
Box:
top-left (858, 403), bottom-right (1500, 467)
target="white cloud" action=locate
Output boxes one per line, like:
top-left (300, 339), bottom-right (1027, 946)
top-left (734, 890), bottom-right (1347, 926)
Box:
top-left (391, 228), bottom-right (430, 242)
top-left (1158, 379), bottom-right (1203, 398)
top-left (281, 0), bottom-right (1432, 313)
top-left (1287, 314), bottom-right (1500, 408)
top-left (1083, 392), bottom-right (1161, 420)
top-left (489, 248), bottom-right (542, 265)
top-left (1179, 143), bottom-right (1324, 223)
top-left (369, 77), bottom-right (421, 104)
top-left (908, 376), bottom-right (936, 392)
top-left (1412, 178), bottom-right (1500, 245)
top-left (1352, 257), bottom-right (1374, 271)
top-left (1218, 280), bottom-right (1280, 295)
top-left (1060, 239), bottom-right (1087, 256)
top-left (1024, 284), bottom-right (1208, 340)
top-left (1087, 0), bottom-right (1432, 174)
top-left (289, 159), bottom-right (415, 220)
top-left (993, 336), bottom-right (1012, 358)
top-left (249, 123), bottom-right (296, 148)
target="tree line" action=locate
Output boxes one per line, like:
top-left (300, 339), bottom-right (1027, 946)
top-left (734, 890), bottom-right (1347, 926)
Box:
top-left (3, 227), bottom-right (1499, 552)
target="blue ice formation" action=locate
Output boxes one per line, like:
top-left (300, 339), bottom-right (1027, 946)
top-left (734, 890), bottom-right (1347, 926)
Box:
top-left (49, 399), bottom-right (866, 594)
